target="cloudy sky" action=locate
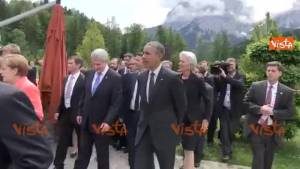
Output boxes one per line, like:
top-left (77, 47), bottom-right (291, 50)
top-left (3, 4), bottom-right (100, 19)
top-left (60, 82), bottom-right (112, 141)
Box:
top-left (59, 0), bottom-right (298, 28)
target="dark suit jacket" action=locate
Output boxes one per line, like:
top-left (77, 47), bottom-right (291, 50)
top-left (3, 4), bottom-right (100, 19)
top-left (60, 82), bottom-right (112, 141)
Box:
top-left (203, 82), bottom-right (214, 121)
top-left (216, 71), bottom-right (245, 118)
top-left (0, 82), bottom-right (53, 169)
top-left (80, 69), bottom-right (123, 132)
top-left (27, 67), bottom-right (37, 85)
top-left (121, 72), bottom-right (138, 118)
top-left (118, 67), bottom-right (127, 76)
top-left (204, 72), bottom-right (214, 88)
top-left (243, 80), bottom-right (295, 141)
top-left (135, 67), bottom-right (187, 147)
top-left (57, 72), bottom-right (85, 124)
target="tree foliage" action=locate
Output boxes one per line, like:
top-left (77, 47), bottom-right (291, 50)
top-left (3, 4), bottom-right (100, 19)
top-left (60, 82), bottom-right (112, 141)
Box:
top-left (77, 21), bottom-right (105, 65)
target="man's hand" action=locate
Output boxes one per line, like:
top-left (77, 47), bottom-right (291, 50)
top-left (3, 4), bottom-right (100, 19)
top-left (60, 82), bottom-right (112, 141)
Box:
top-left (201, 119), bottom-right (209, 132)
top-left (76, 115), bottom-right (82, 125)
top-left (219, 68), bottom-right (227, 78)
top-left (100, 123), bottom-right (111, 133)
top-left (54, 113), bottom-right (59, 121)
top-left (260, 105), bottom-right (273, 115)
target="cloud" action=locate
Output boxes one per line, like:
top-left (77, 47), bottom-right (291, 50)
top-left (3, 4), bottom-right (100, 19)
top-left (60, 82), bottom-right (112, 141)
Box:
top-left (164, 0), bottom-right (252, 24)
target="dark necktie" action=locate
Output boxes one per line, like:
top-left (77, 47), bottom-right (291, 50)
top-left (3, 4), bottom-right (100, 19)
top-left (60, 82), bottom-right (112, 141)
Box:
top-left (265, 85), bottom-right (273, 105)
top-left (148, 72), bottom-right (155, 101)
top-left (259, 85), bottom-right (273, 126)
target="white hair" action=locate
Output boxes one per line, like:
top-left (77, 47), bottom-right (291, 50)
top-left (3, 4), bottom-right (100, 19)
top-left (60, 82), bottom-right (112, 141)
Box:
top-left (91, 48), bottom-right (109, 62)
top-left (179, 51), bottom-right (197, 69)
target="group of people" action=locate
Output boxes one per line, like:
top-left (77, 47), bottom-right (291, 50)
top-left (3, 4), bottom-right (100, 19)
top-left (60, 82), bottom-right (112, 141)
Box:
top-left (0, 41), bottom-right (295, 169)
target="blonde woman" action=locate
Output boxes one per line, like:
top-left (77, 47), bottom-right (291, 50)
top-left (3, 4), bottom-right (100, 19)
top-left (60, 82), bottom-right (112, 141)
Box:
top-left (0, 54), bottom-right (44, 121)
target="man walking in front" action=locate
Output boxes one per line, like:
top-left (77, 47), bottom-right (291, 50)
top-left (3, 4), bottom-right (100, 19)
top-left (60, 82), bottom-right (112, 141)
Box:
top-left (74, 49), bottom-right (122, 169)
top-left (134, 41), bottom-right (187, 169)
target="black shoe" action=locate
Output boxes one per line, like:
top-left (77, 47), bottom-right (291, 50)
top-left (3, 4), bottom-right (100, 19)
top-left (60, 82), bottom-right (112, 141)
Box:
top-left (222, 154), bottom-right (231, 162)
top-left (194, 162), bottom-right (200, 168)
top-left (122, 147), bottom-right (129, 153)
top-left (70, 151), bottom-right (77, 158)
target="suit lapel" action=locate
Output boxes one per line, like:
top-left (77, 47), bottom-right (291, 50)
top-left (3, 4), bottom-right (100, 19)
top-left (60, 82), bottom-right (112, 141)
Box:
top-left (258, 81), bottom-right (268, 105)
top-left (274, 83), bottom-right (283, 109)
top-left (92, 70), bottom-right (110, 97)
top-left (140, 71), bottom-right (149, 104)
top-left (149, 67), bottom-right (165, 103)
top-left (88, 71), bottom-right (95, 97)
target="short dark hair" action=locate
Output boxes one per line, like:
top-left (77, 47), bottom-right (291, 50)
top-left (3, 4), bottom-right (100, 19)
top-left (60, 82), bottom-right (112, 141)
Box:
top-left (135, 52), bottom-right (143, 57)
top-left (266, 61), bottom-right (283, 72)
top-left (145, 41), bottom-right (165, 58)
top-left (199, 60), bottom-right (209, 65)
top-left (70, 56), bottom-right (84, 68)
top-left (123, 53), bottom-right (134, 59)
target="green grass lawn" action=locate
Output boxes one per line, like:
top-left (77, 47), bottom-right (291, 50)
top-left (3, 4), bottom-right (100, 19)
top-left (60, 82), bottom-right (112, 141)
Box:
top-left (203, 130), bottom-right (300, 169)
top-left (177, 130), bottom-right (300, 169)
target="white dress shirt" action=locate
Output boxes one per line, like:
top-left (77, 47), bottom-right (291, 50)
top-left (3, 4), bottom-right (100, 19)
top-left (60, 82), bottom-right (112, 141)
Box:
top-left (146, 64), bottom-right (162, 102)
top-left (64, 71), bottom-right (81, 108)
top-left (130, 80), bottom-right (138, 110)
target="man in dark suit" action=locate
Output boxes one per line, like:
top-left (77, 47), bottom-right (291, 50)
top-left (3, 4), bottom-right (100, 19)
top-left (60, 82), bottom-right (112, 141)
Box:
top-left (244, 61), bottom-right (295, 169)
top-left (194, 81), bottom-right (214, 167)
top-left (198, 60), bottom-right (219, 146)
top-left (0, 82), bottom-right (53, 169)
top-left (118, 53), bottom-right (134, 75)
top-left (217, 58), bottom-right (245, 161)
top-left (134, 41), bottom-right (187, 169)
top-left (74, 49), bottom-right (122, 169)
top-left (121, 55), bottom-right (144, 169)
top-left (53, 56), bottom-right (85, 169)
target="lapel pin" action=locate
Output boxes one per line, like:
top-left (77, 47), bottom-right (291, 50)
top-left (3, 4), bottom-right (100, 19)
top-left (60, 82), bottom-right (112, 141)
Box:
top-left (280, 92), bottom-right (283, 95)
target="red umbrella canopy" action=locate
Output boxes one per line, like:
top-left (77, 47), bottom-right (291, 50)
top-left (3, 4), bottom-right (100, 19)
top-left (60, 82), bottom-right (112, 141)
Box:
top-left (39, 4), bottom-right (67, 122)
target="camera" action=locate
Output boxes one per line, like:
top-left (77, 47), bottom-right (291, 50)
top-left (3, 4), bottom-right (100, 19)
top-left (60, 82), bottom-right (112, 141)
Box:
top-left (210, 61), bottom-right (230, 75)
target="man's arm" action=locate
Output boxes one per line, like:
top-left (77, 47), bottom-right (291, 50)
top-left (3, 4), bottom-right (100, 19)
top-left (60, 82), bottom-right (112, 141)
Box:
top-left (224, 73), bottom-right (245, 89)
top-left (104, 76), bottom-right (123, 126)
top-left (273, 89), bottom-right (295, 120)
top-left (203, 83), bottom-right (214, 121)
top-left (243, 83), bottom-right (261, 115)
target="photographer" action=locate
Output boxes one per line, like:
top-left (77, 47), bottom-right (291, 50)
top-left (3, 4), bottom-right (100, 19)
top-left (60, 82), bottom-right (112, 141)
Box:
top-left (213, 58), bottom-right (245, 161)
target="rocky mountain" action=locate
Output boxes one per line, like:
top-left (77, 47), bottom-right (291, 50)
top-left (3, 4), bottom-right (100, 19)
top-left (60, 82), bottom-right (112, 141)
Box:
top-left (147, 0), bottom-right (300, 49)
top-left (159, 0), bottom-right (253, 48)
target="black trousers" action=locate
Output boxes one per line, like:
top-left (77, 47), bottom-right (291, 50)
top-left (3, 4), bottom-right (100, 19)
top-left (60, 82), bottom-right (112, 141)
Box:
top-left (73, 130), bottom-right (110, 169)
top-left (124, 110), bottom-right (139, 169)
top-left (134, 127), bottom-right (176, 169)
top-left (250, 133), bottom-right (276, 169)
top-left (220, 107), bottom-right (233, 155)
top-left (54, 113), bottom-right (81, 169)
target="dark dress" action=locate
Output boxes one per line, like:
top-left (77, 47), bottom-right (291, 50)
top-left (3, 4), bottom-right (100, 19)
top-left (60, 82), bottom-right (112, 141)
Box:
top-left (182, 73), bottom-right (207, 150)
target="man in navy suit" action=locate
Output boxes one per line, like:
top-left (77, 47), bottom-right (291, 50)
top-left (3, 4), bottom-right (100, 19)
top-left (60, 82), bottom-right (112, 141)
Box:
top-left (74, 49), bottom-right (123, 169)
